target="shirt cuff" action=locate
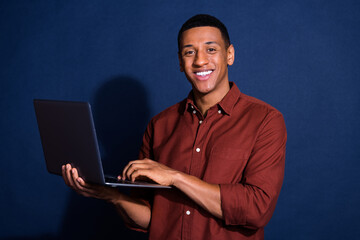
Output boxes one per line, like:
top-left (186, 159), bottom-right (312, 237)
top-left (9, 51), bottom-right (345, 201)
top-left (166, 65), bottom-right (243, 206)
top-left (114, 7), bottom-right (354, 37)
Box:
top-left (219, 183), bottom-right (247, 226)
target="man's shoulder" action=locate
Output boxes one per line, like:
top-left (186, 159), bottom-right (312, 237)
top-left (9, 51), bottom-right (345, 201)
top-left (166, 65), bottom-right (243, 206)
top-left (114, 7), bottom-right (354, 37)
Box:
top-left (238, 92), bottom-right (283, 118)
top-left (150, 98), bottom-right (186, 124)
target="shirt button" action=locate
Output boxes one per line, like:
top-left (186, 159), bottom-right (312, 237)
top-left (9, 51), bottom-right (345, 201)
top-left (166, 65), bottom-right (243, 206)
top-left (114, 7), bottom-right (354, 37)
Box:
top-left (196, 148), bottom-right (200, 152)
top-left (190, 105), bottom-right (194, 109)
top-left (193, 110), bottom-right (196, 114)
top-left (218, 110), bottom-right (222, 114)
top-left (186, 210), bottom-right (191, 215)
top-left (199, 120), bottom-right (203, 124)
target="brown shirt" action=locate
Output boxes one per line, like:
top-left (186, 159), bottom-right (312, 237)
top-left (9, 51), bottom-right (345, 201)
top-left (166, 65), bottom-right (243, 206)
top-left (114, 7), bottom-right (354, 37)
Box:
top-left (138, 82), bottom-right (287, 240)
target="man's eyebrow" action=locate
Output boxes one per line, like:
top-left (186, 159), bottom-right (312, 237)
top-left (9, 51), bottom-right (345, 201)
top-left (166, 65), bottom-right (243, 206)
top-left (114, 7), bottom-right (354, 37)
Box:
top-left (183, 44), bottom-right (193, 48)
top-left (182, 41), bottom-right (220, 49)
top-left (205, 41), bottom-right (220, 45)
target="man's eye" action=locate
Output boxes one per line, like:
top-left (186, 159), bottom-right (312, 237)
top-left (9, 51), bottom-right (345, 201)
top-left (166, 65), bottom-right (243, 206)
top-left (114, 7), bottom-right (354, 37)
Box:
top-left (208, 48), bottom-right (216, 53)
top-left (184, 50), bottom-right (195, 56)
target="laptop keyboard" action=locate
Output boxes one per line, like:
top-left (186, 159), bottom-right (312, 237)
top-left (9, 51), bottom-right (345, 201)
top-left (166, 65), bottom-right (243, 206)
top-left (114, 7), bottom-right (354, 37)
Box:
top-left (105, 175), bottom-right (121, 183)
top-left (105, 175), bottom-right (138, 184)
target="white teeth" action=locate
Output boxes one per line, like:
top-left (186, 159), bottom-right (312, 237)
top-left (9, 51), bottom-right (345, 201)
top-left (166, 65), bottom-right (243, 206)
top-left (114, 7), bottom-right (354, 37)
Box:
top-left (196, 70), bottom-right (213, 76)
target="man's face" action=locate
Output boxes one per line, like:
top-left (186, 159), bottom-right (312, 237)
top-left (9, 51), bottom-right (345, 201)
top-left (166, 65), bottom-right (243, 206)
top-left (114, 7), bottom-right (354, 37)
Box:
top-left (178, 26), bottom-right (234, 96)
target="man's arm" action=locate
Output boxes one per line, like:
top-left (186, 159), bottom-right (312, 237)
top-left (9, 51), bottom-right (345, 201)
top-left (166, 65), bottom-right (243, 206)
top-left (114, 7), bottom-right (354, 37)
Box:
top-left (62, 164), bottom-right (151, 230)
top-left (219, 112), bottom-right (286, 228)
top-left (123, 111), bottom-right (286, 228)
top-left (121, 159), bottom-right (223, 219)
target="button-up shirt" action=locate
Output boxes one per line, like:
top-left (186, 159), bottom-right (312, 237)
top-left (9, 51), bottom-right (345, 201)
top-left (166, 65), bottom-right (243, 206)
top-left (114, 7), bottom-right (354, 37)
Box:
top-left (137, 82), bottom-right (287, 240)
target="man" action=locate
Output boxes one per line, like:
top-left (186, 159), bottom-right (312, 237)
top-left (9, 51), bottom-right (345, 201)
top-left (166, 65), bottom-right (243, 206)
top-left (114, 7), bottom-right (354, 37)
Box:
top-left (62, 14), bottom-right (287, 239)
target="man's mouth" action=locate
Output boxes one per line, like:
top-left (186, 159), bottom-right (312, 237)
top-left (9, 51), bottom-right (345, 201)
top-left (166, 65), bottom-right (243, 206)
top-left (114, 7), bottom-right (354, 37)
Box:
top-left (195, 70), bottom-right (213, 76)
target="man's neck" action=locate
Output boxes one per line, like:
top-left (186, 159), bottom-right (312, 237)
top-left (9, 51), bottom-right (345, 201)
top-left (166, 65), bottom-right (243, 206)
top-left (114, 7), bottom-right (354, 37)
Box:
top-left (193, 82), bottom-right (230, 117)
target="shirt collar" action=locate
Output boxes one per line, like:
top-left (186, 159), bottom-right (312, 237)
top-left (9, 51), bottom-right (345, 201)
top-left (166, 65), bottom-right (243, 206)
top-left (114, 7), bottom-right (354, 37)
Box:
top-left (183, 82), bottom-right (241, 116)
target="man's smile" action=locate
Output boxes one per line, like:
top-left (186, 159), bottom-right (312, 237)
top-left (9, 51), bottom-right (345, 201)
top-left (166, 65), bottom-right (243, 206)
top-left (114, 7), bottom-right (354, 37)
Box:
top-left (195, 70), bottom-right (213, 76)
top-left (194, 70), bottom-right (214, 81)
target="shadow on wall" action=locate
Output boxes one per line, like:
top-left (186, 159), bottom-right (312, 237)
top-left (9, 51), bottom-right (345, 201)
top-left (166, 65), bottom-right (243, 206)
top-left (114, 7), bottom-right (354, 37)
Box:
top-left (1, 77), bottom-right (150, 240)
top-left (59, 77), bottom-right (150, 240)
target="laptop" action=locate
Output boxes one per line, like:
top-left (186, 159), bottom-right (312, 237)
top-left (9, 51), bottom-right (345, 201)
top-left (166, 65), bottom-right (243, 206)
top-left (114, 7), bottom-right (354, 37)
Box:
top-left (33, 99), bottom-right (171, 189)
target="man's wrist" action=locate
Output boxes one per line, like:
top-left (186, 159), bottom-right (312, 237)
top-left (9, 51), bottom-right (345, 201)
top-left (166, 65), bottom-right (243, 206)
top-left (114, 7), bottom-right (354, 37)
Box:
top-left (172, 171), bottom-right (187, 188)
top-left (105, 188), bottom-right (125, 205)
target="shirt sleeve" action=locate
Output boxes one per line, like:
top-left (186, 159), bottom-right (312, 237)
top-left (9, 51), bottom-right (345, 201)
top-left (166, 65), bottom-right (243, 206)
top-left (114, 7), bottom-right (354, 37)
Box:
top-left (219, 111), bottom-right (287, 229)
top-left (138, 120), bottom-right (154, 160)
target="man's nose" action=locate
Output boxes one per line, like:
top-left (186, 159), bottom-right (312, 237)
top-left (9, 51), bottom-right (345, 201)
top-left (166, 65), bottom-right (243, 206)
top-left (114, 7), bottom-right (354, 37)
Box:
top-left (193, 50), bottom-right (208, 67)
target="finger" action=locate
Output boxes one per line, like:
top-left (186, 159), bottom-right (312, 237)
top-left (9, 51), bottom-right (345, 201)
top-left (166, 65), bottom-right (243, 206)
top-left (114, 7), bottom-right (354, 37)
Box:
top-left (65, 164), bottom-right (76, 189)
top-left (71, 168), bottom-right (84, 190)
top-left (62, 165), bottom-right (70, 186)
top-left (78, 177), bottom-right (116, 200)
top-left (74, 176), bottom-right (95, 195)
top-left (70, 173), bottom-right (99, 197)
top-left (125, 162), bottom-right (152, 180)
top-left (122, 159), bottom-right (153, 179)
top-left (75, 176), bottom-right (87, 187)
top-left (130, 169), bottom-right (141, 182)
top-left (125, 163), bottom-right (138, 180)
top-left (142, 158), bottom-right (154, 164)
top-left (122, 161), bottom-right (135, 180)
top-left (129, 168), bottom-right (152, 182)
top-left (71, 168), bottom-right (99, 194)
top-left (122, 160), bottom-right (142, 180)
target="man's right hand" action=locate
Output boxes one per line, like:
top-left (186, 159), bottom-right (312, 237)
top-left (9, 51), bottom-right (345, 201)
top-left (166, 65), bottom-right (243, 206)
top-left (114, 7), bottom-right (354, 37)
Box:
top-left (61, 163), bottom-right (120, 203)
top-left (61, 163), bottom-right (152, 230)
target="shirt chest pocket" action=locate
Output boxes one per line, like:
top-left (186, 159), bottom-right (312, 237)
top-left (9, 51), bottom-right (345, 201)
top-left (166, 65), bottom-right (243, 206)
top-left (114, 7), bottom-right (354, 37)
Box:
top-left (203, 147), bottom-right (250, 184)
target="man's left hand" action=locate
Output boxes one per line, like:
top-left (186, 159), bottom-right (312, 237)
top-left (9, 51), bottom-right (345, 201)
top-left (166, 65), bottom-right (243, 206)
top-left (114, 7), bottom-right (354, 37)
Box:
top-left (121, 158), bottom-right (178, 186)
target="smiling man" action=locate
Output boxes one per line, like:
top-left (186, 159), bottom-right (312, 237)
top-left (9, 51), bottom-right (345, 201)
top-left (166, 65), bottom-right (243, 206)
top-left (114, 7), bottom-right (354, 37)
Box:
top-left (63, 14), bottom-right (287, 240)
top-left (179, 25), bottom-right (234, 116)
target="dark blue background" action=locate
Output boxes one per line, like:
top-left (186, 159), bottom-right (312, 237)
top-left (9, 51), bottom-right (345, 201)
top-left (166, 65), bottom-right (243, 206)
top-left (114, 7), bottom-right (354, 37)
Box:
top-left (1, 1), bottom-right (359, 239)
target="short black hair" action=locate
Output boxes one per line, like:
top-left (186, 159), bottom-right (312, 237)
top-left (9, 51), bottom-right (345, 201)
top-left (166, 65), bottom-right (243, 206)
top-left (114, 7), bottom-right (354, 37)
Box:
top-left (177, 14), bottom-right (231, 52)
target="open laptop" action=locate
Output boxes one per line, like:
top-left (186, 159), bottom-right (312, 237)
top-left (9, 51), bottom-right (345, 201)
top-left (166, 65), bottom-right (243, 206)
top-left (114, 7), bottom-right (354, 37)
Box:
top-left (33, 99), bottom-right (171, 189)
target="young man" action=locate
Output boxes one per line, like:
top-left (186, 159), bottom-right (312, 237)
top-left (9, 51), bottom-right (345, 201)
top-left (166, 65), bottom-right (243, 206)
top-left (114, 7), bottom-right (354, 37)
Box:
top-left (62, 14), bottom-right (287, 239)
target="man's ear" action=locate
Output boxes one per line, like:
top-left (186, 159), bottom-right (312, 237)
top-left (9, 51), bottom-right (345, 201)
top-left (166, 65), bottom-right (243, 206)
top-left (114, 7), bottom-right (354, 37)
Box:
top-left (227, 44), bottom-right (235, 66)
top-left (178, 52), bottom-right (184, 72)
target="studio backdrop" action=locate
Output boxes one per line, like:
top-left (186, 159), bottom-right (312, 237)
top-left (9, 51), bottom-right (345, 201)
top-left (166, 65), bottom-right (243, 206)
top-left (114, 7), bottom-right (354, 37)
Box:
top-left (0, 1), bottom-right (359, 239)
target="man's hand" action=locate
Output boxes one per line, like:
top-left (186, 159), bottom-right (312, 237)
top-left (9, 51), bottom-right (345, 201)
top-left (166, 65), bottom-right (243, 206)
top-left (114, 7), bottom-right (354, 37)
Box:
top-left (62, 163), bottom-right (152, 229)
top-left (121, 158), bottom-right (179, 186)
top-left (62, 163), bottom-right (119, 203)
top-left (122, 158), bottom-right (223, 219)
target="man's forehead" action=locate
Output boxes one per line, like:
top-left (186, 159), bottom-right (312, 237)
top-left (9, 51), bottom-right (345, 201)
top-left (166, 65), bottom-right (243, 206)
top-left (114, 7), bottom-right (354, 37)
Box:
top-left (180, 26), bottom-right (224, 47)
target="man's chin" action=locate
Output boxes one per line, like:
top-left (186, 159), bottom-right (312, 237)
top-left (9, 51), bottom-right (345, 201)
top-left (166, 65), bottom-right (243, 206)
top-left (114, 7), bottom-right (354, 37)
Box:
top-left (193, 85), bottom-right (214, 96)
top-left (187, 79), bottom-right (216, 95)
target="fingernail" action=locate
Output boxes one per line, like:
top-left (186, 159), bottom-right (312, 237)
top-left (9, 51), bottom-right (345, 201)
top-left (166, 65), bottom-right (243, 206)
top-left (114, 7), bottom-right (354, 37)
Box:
top-left (72, 169), bottom-right (76, 174)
